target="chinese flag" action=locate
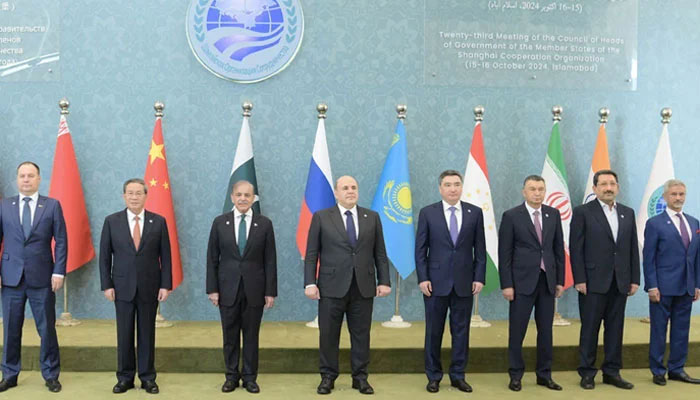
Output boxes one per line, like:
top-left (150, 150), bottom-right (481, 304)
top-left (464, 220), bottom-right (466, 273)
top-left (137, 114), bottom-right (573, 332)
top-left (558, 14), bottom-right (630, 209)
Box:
top-left (48, 114), bottom-right (95, 272)
top-left (143, 116), bottom-right (183, 290)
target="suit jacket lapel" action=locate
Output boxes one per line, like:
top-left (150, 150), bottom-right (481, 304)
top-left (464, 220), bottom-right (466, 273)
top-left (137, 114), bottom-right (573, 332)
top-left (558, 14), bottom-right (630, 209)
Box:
top-left (519, 204), bottom-right (540, 245)
top-left (590, 201), bottom-right (615, 242)
top-left (356, 207), bottom-right (372, 246)
top-left (227, 212), bottom-right (241, 257)
top-left (139, 211), bottom-right (154, 252)
top-left (434, 202), bottom-right (453, 247)
top-left (10, 196), bottom-right (21, 235)
top-left (456, 202), bottom-right (473, 247)
top-left (29, 196), bottom-right (48, 236)
top-left (661, 212), bottom-right (686, 248)
top-left (241, 214), bottom-right (258, 257)
top-left (330, 206), bottom-right (353, 247)
top-left (120, 210), bottom-right (137, 253)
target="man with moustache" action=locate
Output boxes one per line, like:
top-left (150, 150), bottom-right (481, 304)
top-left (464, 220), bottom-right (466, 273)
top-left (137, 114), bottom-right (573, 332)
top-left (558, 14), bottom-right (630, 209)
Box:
top-left (415, 170), bottom-right (486, 393)
top-left (643, 179), bottom-right (700, 385)
top-left (99, 178), bottom-right (172, 394)
top-left (0, 161), bottom-right (67, 393)
top-left (206, 180), bottom-right (277, 393)
top-left (304, 175), bottom-right (391, 395)
top-left (570, 169), bottom-right (640, 390)
top-left (498, 175), bottom-right (564, 392)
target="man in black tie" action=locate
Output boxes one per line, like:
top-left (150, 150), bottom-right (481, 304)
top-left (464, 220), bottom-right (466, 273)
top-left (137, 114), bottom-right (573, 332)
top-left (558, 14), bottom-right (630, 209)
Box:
top-left (206, 180), bottom-right (277, 393)
top-left (498, 175), bottom-right (564, 392)
top-left (570, 169), bottom-right (640, 390)
top-left (304, 175), bottom-right (391, 395)
top-left (99, 178), bottom-right (172, 394)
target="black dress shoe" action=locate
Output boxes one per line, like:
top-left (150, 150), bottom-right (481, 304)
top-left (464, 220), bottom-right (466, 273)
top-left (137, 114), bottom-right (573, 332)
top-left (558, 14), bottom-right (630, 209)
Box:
top-left (141, 380), bottom-right (159, 394)
top-left (508, 379), bottom-right (522, 392)
top-left (602, 374), bottom-right (634, 389)
top-left (426, 380), bottom-right (439, 393)
top-left (317, 377), bottom-right (334, 395)
top-left (243, 381), bottom-right (260, 393)
top-left (653, 375), bottom-right (667, 386)
top-left (450, 379), bottom-right (473, 392)
top-left (0, 379), bottom-right (17, 392)
top-left (580, 376), bottom-right (595, 389)
top-left (113, 381), bottom-right (135, 394)
top-left (536, 377), bottom-right (562, 391)
top-left (352, 379), bottom-right (374, 395)
top-left (668, 371), bottom-right (700, 384)
top-left (45, 379), bottom-right (62, 393)
top-left (221, 379), bottom-right (239, 392)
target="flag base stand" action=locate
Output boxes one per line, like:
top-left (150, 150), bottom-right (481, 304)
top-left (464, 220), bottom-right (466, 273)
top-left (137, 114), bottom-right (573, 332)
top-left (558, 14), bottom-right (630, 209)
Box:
top-left (56, 312), bottom-right (81, 327)
top-left (552, 312), bottom-right (571, 326)
top-left (155, 311), bottom-right (173, 328)
top-left (640, 316), bottom-right (651, 324)
top-left (306, 315), bottom-right (319, 328)
top-left (381, 314), bottom-right (411, 328)
top-left (470, 314), bottom-right (491, 328)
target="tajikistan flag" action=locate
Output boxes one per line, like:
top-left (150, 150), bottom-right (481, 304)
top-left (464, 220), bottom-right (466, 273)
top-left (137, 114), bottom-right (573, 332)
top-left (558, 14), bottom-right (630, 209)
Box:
top-left (541, 120), bottom-right (574, 289)
top-left (223, 107), bottom-right (260, 214)
top-left (461, 120), bottom-right (499, 295)
top-left (636, 122), bottom-right (674, 247)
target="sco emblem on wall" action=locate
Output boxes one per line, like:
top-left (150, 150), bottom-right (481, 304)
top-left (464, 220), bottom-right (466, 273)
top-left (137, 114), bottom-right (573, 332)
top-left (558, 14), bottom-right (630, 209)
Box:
top-left (186, 0), bottom-right (304, 83)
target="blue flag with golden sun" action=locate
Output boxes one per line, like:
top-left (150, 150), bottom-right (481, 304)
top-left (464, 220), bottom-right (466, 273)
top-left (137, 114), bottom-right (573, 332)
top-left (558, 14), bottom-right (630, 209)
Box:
top-left (371, 119), bottom-right (415, 279)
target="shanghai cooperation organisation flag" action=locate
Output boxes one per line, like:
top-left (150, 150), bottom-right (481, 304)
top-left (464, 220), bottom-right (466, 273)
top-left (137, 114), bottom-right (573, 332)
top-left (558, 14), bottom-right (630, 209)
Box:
top-left (461, 120), bottom-right (499, 294)
top-left (371, 119), bottom-right (415, 279)
top-left (222, 110), bottom-right (260, 214)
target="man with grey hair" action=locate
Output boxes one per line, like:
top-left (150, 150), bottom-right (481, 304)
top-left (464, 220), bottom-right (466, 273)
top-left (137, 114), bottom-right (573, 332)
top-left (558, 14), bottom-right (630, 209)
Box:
top-left (643, 179), bottom-right (700, 385)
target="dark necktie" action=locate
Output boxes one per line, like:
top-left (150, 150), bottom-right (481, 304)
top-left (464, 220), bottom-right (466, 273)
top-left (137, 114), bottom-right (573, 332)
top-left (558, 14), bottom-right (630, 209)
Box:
top-left (238, 214), bottom-right (247, 254)
top-left (449, 206), bottom-right (458, 245)
top-left (534, 210), bottom-right (545, 271)
top-left (22, 197), bottom-right (32, 239)
top-left (677, 213), bottom-right (690, 250)
top-left (345, 210), bottom-right (357, 247)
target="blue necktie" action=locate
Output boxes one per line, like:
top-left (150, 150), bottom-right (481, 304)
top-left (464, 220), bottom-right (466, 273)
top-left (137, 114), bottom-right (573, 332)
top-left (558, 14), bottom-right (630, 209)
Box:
top-left (345, 210), bottom-right (357, 247)
top-left (238, 214), bottom-right (247, 255)
top-left (449, 206), bottom-right (458, 245)
top-left (22, 197), bottom-right (32, 239)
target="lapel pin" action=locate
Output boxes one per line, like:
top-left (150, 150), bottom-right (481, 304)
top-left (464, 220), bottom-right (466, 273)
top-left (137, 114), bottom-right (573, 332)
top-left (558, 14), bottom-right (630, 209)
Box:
top-left (667, 221), bottom-right (671, 225)
top-left (11, 202), bottom-right (15, 205)
top-left (545, 213), bottom-right (549, 218)
top-left (38, 204), bottom-right (43, 208)
top-left (696, 229), bottom-right (700, 234)
top-left (149, 219), bottom-right (153, 223)
top-left (226, 221), bottom-right (230, 225)
top-left (363, 214), bottom-right (368, 218)
top-left (620, 214), bottom-right (625, 219)
top-left (254, 223), bottom-right (258, 227)
top-left (467, 209), bottom-right (472, 213)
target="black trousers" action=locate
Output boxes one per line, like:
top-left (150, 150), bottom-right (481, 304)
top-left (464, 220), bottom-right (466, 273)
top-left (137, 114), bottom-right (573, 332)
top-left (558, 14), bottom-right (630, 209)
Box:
top-left (318, 275), bottom-right (373, 380)
top-left (115, 297), bottom-right (158, 382)
top-left (508, 271), bottom-right (554, 380)
top-left (219, 280), bottom-right (264, 383)
top-left (578, 277), bottom-right (627, 378)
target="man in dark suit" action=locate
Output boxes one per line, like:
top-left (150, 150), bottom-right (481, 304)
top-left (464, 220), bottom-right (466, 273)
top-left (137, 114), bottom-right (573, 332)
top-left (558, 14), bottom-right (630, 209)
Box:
top-left (415, 170), bottom-right (486, 393)
top-left (498, 175), bottom-right (564, 392)
top-left (206, 180), bottom-right (277, 393)
top-left (0, 161), bottom-right (66, 393)
top-left (99, 178), bottom-right (172, 394)
top-left (570, 169), bottom-right (640, 390)
top-left (643, 179), bottom-right (700, 385)
top-left (304, 175), bottom-right (391, 395)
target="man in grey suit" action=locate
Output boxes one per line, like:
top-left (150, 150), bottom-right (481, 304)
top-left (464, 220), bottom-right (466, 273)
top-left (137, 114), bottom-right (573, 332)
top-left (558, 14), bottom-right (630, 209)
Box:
top-left (304, 175), bottom-right (391, 395)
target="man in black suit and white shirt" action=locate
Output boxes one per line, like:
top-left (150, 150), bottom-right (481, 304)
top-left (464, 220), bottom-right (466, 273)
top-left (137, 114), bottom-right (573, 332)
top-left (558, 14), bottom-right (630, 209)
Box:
top-left (570, 169), bottom-right (640, 390)
top-left (304, 175), bottom-right (391, 395)
top-left (498, 175), bottom-right (565, 392)
top-left (206, 180), bottom-right (277, 393)
top-left (99, 178), bottom-right (172, 394)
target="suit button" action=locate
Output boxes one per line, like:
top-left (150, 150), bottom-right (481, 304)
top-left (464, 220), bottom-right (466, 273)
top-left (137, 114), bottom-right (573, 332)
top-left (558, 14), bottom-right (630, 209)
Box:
top-left (352, 252), bottom-right (356, 256)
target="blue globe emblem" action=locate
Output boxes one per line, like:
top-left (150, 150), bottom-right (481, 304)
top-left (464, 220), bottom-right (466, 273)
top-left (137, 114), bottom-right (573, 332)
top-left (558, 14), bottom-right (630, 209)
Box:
top-left (647, 185), bottom-right (667, 217)
top-left (187, 0), bottom-right (304, 83)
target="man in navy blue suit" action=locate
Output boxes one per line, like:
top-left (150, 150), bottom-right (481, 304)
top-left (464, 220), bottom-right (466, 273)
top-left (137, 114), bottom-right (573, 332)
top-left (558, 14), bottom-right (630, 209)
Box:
top-left (643, 179), bottom-right (700, 385)
top-left (0, 161), bottom-right (67, 393)
top-left (498, 175), bottom-right (565, 392)
top-left (415, 170), bottom-right (486, 393)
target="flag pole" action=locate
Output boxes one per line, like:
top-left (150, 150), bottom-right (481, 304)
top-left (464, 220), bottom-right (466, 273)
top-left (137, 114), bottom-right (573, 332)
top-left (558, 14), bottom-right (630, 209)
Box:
top-left (306, 103), bottom-right (328, 329)
top-left (640, 107), bottom-right (672, 324)
top-left (53, 99), bottom-right (82, 327)
top-left (382, 105), bottom-right (411, 329)
top-left (151, 101), bottom-right (173, 329)
top-left (469, 106), bottom-right (491, 328)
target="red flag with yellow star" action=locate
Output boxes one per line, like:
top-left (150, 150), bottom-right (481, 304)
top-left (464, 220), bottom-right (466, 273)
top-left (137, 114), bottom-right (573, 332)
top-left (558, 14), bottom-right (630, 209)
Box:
top-left (144, 117), bottom-right (183, 290)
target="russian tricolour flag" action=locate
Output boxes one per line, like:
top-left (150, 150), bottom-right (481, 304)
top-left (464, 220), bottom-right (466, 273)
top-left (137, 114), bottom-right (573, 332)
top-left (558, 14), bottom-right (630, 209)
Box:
top-left (296, 116), bottom-right (335, 259)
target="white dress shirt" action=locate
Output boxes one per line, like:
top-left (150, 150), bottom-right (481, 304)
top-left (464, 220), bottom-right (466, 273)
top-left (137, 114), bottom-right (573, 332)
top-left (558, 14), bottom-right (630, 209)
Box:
top-left (666, 207), bottom-right (692, 238)
top-left (598, 199), bottom-right (619, 242)
top-left (524, 202), bottom-right (543, 228)
top-left (337, 204), bottom-right (359, 240)
top-left (20, 192), bottom-right (63, 278)
top-left (442, 200), bottom-right (462, 233)
top-left (127, 208), bottom-right (145, 239)
top-left (234, 207), bottom-right (253, 245)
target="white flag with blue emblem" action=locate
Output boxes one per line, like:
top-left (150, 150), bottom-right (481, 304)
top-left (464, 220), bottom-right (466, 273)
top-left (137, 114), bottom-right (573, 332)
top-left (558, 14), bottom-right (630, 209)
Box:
top-left (636, 123), bottom-right (674, 247)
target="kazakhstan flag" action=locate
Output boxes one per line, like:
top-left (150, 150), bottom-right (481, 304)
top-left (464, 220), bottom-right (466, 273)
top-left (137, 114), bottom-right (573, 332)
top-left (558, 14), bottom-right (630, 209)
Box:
top-left (371, 119), bottom-right (415, 279)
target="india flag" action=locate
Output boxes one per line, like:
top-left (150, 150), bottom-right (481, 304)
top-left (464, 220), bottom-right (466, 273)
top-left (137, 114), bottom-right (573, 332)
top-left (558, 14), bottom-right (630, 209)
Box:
top-left (223, 105), bottom-right (260, 214)
top-left (636, 121), bottom-right (674, 247)
top-left (540, 120), bottom-right (574, 289)
top-left (582, 122), bottom-right (611, 204)
top-left (461, 120), bottom-right (499, 294)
